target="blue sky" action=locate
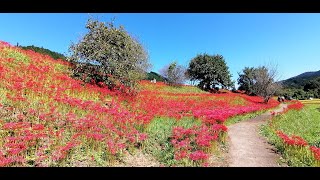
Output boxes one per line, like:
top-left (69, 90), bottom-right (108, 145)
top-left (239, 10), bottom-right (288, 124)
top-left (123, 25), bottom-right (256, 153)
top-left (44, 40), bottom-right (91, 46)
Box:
top-left (1, 13), bottom-right (320, 84)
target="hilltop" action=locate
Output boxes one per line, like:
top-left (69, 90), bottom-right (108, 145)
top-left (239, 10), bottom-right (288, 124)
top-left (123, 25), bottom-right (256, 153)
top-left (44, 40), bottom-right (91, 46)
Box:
top-left (280, 70), bottom-right (320, 89)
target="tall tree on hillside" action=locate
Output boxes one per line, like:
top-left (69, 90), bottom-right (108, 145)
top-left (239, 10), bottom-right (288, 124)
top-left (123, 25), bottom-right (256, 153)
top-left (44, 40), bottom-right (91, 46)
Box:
top-left (237, 67), bottom-right (256, 95)
top-left (253, 66), bottom-right (282, 103)
top-left (160, 61), bottom-right (187, 85)
top-left (68, 18), bottom-right (151, 91)
top-left (238, 65), bottom-right (282, 103)
top-left (186, 54), bottom-right (233, 91)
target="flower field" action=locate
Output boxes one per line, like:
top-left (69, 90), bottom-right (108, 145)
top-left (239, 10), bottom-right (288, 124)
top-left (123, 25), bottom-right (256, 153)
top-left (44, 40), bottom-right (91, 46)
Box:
top-left (261, 101), bottom-right (320, 166)
top-left (0, 41), bottom-right (280, 166)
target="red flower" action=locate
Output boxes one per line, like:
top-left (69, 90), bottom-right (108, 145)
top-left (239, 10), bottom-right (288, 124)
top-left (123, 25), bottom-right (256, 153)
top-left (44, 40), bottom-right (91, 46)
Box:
top-left (32, 124), bottom-right (45, 131)
top-left (310, 146), bottom-right (320, 160)
top-left (189, 150), bottom-right (208, 161)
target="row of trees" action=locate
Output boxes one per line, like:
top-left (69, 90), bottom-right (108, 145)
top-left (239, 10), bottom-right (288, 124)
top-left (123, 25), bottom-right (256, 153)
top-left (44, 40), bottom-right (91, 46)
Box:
top-left (68, 18), bottom-right (281, 103)
top-left (19, 45), bottom-right (66, 60)
top-left (159, 54), bottom-right (233, 89)
top-left (159, 59), bottom-right (280, 103)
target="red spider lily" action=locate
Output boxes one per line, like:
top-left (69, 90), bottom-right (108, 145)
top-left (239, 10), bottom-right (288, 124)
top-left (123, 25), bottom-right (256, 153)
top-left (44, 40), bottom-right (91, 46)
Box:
top-left (7, 148), bottom-right (25, 155)
top-left (4, 142), bottom-right (26, 149)
top-left (278, 101), bottom-right (304, 115)
top-left (86, 133), bottom-right (105, 141)
top-left (288, 101), bottom-right (304, 110)
top-left (211, 124), bottom-right (228, 132)
top-left (60, 141), bottom-right (80, 152)
top-left (138, 133), bottom-right (148, 141)
top-left (174, 150), bottom-right (188, 160)
top-left (2, 122), bottom-right (31, 130)
top-left (106, 139), bottom-right (117, 155)
top-left (0, 40), bottom-right (282, 166)
top-left (0, 41), bottom-right (12, 47)
top-left (189, 150), bottom-right (208, 161)
top-left (0, 156), bottom-right (14, 167)
top-left (171, 124), bottom-right (222, 162)
top-left (310, 146), bottom-right (320, 160)
top-left (276, 131), bottom-right (307, 146)
top-left (32, 124), bottom-right (45, 131)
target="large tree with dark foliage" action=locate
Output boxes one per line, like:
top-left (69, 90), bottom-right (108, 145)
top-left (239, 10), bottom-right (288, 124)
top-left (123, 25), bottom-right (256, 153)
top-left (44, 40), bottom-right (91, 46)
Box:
top-left (187, 54), bottom-right (233, 91)
top-left (237, 67), bottom-right (256, 95)
top-left (68, 18), bottom-right (151, 91)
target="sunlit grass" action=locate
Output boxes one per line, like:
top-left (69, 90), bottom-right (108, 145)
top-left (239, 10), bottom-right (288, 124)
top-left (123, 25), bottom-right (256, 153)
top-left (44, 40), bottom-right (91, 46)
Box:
top-left (261, 104), bottom-right (320, 166)
top-left (300, 99), bottom-right (320, 104)
top-left (225, 109), bottom-right (267, 126)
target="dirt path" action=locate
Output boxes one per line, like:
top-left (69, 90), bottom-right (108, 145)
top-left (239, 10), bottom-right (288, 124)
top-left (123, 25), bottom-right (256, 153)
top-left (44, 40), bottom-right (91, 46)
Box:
top-left (227, 103), bottom-right (287, 167)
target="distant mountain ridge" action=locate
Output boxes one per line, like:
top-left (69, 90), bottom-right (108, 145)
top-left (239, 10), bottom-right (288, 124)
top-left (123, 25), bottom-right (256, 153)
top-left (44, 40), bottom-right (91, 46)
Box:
top-left (292, 70), bottom-right (320, 79)
top-left (280, 70), bottom-right (320, 88)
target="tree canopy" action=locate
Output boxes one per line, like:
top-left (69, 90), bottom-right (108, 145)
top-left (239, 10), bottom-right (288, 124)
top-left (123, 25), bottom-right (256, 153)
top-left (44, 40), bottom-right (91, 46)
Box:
top-left (187, 54), bottom-right (233, 91)
top-left (68, 18), bottom-right (151, 91)
top-left (237, 67), bottom-right (256, 95)
top-left (160, 61), bottom-right (187, 85)
top-left (238, 65), bottom-right (281, 103)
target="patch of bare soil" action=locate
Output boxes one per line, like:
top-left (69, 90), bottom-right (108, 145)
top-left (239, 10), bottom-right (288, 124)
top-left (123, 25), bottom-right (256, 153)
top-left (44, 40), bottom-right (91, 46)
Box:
top-left (207, 143), bottom-right (229, 167)
top-left (113, 150), bottom-right (161, 167)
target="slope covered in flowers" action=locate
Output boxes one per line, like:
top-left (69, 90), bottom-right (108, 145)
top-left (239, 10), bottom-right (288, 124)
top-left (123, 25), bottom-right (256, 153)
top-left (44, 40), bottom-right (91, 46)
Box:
top-left (0, 41), bottom-right (279, 166)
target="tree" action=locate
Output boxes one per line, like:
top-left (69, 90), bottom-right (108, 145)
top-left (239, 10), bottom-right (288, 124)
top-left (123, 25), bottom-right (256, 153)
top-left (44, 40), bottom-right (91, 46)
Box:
top-left (68, 18), bottom-right (151, 91)
top-left (237, 67), bottom-right (256, 95)
top-left (159, 61), bottom-right (187, 85)
top-left (145, 71), bottom-right (166, 82)
top-left (238, 65), bottom-right (281, 103)
top-left (303, 77), bottom-right (320, 98)
top-left (186, 54), bottom-right (233, 91)
top-left (253, 66), bottom-right (282, 103)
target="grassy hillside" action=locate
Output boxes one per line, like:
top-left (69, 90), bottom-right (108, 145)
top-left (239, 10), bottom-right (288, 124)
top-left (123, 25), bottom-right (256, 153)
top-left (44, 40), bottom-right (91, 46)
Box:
top-left (261, 103), bottom-right (320, 166)
top-left (19, 45), bottom-right (66, 60)
top-left (0, 41), bottom-right (280, 167)
top-left (281, 70), bottom-right (320, 89)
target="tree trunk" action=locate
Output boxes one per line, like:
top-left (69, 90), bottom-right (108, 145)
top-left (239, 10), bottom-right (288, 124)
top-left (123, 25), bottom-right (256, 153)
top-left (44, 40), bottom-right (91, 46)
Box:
top-left (206, 82), bottom-right (211, 91)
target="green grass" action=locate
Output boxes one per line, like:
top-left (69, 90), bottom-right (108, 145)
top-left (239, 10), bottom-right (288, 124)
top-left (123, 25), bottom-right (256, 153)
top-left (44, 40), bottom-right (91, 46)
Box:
top-left (229, 96), bottom-right (247, 106)
top-left (141, 82), bottom-right (207, 94)
top-left (1, 48), bottom-right (31, 64)
top-left (263, 104), bottom-right (320, 146)
top-left (300, 99), bottom-right (320, 104)
top-left (261, 104), bottom-right (320, 166)
top-left (142, 116), bottom-right (201, 166)
top-left (224, 110), bottom-right (267, 126)
top-left (160, 85), bottom-right (207, 94)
